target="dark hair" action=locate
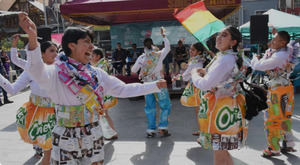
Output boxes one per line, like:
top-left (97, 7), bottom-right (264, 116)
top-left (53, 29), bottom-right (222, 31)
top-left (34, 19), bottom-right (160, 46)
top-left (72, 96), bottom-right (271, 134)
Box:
top-left (225, 26), bottom-right (242, 52)
top-left (277, 31), bottom-right (290, 45)
top-left (192, 42), bottom-right (204, 54)
top-left (178, 40), bottom-right (183, 44)
top-left (93, 48), bottom-right (103, 59)
top-left (62, 27), bottom-right (94, 56)
top-left (144, 38), bottom-right (153, 46)
top-left (117, 42), bottom-right (121, 45)
top-left (41, 41), bottom-right (56, 53)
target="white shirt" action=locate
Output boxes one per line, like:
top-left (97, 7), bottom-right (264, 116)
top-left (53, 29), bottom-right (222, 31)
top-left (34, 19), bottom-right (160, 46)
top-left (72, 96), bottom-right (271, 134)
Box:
top-left (0, 71), bottom-right (48, 97)
top-left (251, 49), bottom-right (289, 71)
top-left (3, 48), bottom-right (48, 97)
top-left (131, 37), bottom-right (170, 74)
top-left (192, 53), bottom-right (236, 91)
top-left (182, 59), bottom-right (203, 81)
top-left (10, 48), bottom-right (27, 69)
top-left (25, 47), bottom-right (161, 106)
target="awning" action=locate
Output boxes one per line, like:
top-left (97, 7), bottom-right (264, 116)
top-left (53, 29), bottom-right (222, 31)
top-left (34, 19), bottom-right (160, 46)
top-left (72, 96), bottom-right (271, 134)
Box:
top-left (29, 0), bottom-right (45, 12)
top-left (60, 0), bottom-right (241, 25)
top-left (240, 9), bottom-right (300, 38)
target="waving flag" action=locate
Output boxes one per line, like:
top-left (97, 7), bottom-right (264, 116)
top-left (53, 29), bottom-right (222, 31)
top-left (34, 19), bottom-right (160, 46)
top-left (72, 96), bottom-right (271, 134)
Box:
top-left (174, 1), bottom-right (225, 43)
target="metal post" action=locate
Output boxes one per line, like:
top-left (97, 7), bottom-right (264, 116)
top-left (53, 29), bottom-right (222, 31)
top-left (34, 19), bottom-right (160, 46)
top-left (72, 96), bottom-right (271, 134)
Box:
top-left (43, 0), bottom-right (48, 26)
top-left (56, 0), bottom-right (59, 33)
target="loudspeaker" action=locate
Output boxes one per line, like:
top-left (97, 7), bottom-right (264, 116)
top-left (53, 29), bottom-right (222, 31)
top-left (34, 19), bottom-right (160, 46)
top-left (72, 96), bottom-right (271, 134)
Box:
top-left (250, 15), bottom-right (269, 44)
top-left (37, 27), bottom-right (51, 43)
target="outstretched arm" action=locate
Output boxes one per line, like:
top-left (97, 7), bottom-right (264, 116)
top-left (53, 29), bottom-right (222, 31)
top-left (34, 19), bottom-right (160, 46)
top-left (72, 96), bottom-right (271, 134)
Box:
top-left (0, 72), bottom-right (30, 95)
top-left (100, 69), bottom-right (166, 97)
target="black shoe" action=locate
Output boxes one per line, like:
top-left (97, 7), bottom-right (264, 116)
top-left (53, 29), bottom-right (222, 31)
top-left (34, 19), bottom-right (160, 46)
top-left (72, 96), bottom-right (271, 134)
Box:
top-left (159, 129), bottom-right (171, 137)
top-left (146, 132), bottom-right (156, 138)
top-left (0, 102), bottom-right (3, 106)
top-left (4, 100), bottom-right (13, 104)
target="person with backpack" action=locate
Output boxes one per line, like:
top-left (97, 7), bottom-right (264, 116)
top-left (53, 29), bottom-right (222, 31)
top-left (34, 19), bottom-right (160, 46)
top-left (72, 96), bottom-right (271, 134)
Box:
top-left (251, 30), bottom-right (297, 157)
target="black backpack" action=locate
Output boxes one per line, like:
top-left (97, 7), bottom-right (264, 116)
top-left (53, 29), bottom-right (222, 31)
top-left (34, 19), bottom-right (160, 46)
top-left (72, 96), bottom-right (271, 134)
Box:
top-left (240, 81), bottom-right (268, 120)
top-left (236, 55), bottom-right (268, 121)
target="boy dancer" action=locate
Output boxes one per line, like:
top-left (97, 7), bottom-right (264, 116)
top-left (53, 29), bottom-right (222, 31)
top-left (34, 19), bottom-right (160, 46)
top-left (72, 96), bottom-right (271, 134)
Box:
top-left (251, 31), bottom-right (297, 157)
top-left (19, 13), bottom-right (167, 164)
top-left (131, 28), bottom-right (171, 138)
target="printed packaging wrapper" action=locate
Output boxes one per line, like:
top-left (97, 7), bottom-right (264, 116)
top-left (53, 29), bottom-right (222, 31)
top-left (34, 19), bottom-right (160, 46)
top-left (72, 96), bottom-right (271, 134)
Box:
top-left (16, 101), bottom-right (55, 150)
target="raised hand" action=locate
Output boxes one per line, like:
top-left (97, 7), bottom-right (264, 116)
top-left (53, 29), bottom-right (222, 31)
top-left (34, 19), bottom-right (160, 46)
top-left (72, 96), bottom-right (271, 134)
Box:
top-left (161, 27), bottom-right (166, 38)
top-left (11, 34), bottom-right (20, 48)
top-left (156, 79), bottom-right (167, 89)
top-left (18, 12), bottom-right (38, 50)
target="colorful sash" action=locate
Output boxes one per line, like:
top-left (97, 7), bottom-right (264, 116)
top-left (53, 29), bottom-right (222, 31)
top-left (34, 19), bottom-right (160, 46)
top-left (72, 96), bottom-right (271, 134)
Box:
top-left (56, 54), bottom-right (104, 126)
top-left (139, 47), bottom-right (162, 82)
top-left (16, 94), bottom-right (55, 150)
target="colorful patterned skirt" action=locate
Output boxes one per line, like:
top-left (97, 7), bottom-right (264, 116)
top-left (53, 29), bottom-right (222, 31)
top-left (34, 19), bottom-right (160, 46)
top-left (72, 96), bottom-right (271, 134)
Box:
top-left (16, 94), bottom-right (55, 151)
top-left (52, 104), bottom-right (105, 164)
top-left (197, 92), bottom-right (247, 150)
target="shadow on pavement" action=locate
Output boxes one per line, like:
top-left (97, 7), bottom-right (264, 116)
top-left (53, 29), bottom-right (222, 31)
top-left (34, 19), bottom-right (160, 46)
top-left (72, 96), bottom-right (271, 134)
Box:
top-left (282, 152), bottom-right (300, 165)
top-left (0, 122), bottom-right (17, 132)
top-left (23, 155), bottom-right (40, 165)
top-left (263, 156), bottom-right (288, 165)
top-left (186, 147), bottom-right (213, 165)
top-left (104, 141), bottom-right (115, 165)
top-left (130, 138), bottom-right (174, 165)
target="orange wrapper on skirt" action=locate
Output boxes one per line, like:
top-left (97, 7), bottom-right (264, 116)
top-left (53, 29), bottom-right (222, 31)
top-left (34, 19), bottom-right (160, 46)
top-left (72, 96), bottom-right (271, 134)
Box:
top-left (16, 101), bottom-right (56, 151)
top-left (197, 92), bottom-right (248, 150)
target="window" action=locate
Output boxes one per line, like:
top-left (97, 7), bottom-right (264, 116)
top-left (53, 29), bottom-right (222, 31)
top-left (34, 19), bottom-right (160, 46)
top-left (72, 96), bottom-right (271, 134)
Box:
top-left (295, 0), bottom-right (300, 8)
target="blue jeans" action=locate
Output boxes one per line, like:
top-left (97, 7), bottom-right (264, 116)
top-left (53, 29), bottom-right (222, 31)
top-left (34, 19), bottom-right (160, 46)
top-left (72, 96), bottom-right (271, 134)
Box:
top-left (144, 88), bottom-right (171, 132)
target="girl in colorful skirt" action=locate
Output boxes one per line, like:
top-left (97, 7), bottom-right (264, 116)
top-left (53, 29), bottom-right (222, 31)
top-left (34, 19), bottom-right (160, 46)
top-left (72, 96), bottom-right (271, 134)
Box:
top-left (1, 35), bottom-right (57, 165)
top-left (19, 13), bottom-right (167, 165)
top-left (91, 48), bottom-right (118, 140)
top-left (191, 26), bottom-right (247, 165)
top-left (251, 31), bottom-right (297, 157)
top-left (181, 42), bottom-right (206, 136)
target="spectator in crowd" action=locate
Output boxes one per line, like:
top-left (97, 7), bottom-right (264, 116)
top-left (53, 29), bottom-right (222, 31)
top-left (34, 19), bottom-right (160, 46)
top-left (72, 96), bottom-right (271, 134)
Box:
top-left (1, 50), bottom-right (10, 76)
top-left (126, 43), bottom-right (142, 76)
top-left (0, 52), bottom-right (13, 105)
top-left (175, 40), bottom-right (188, 70)
top-left (112, 42), bottom-right (127, 74)
top-left (128, 44), bottom-right (141, 62)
